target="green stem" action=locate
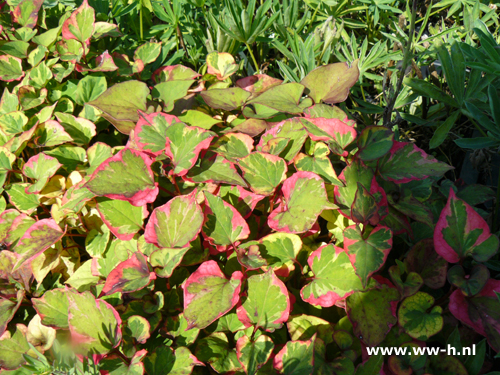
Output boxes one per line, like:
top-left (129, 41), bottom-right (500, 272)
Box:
top-left (245, 42), bottom-right (259, 73)
top-left (307, 3), bottom-right (321, 32)
top-left (470, 118), bottom-right (488, 138)
top-left (140, 5), bottom-right (144, 41)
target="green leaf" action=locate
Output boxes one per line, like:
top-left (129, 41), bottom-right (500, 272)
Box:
top-left (65, 260), bottom-right (100, 291)
top-left (203, 192), bottom-right (250, 249)
top-left (34, 120), bottom-right (73, 148)
top-left (238, 152), bottom-right (287, 196)
top-left (96, 197), bottom-right (147, 241)
top-left (287, 315), bottom-right (334, 345)
top-left (182, 260), bottom-right (243, 329)
top-left (134, 42), bottom-right (162, 65)
top-left (398, 291), bottom-right (443, 340)
top-left (247, 83), bottom-right (308, 114)
top-left (207, 52), bottom-right (239, 80)
top-left (164, 121), bottom-right (215, 176)
top-left (84, 228), bottom-right (110, 258)
top-left (357, 126), bottom-right (394, 160)
top-left (67, 290), bottom-right (122, 355)
top-left (237, 270), bottom-right (290, 331)
top-left (0, 324), bottom-right (30, 370)
top-left (75, 75), bottom-right (107, 106)
top-left (301, 61), bottom-right (359, 104)
top-left (346, 285), bottom-right (400, 346)
top-left (268, 171), bottom-right (335, 233)
top-left (12, 218), bottom-right (65, 271)
top-left (22, 153), bottom-right (61, 194)
top-left (343, 225), bottom-right (393, 288)
top-left (12, 0), bottom-right (43, 28)
top-left (258, 232), bottom-right (302, 274)
top-left (125, 315), bottom-right (150, 344)
top-left (153, 80), bottom-right (195, 112)
top-left (150, 247), bottom-right (189, 278)
top-left (32, 288), bottom-right (70, 328)
top-left (89, 81), bottom-right (150, 134)
top-left (132, 112), bottom-right (179, 156)
top-left (187, 153), bottom-right (248, 187)
top-left (0, 55), bottom-right (24, 82)
top-left (258, 118), bottom-right (308, 162)
top-left (62, 0), bottom-right (95, 44)
top-left (178, 109), bottom-right (221, 130)
top-left (447, 264), bottom-right (489, 296)
top-left (213, 133), bottom-right (254, 162)
top-left (100, 251), bottom-right (155, 296)
top-left (54, 112), bottom-right (96, 145)
top-left (236, 335), bottom-right (274, 375)
top-left (144, 346), bottom-right (202, 375)
top-left (429, 111), bottom-right (460, 149)
top-left (55, 39), bottom-right (83, 62)
top-left (294, 142), bottom-right (342, 186)
top-left (404, 77), bottom-right (458, 108)
top-left (6, 183), bottom-right (40, 214)
top-left (201, 88), bottom-right (251, 111)
top-left (301, 244), bottom-right (363, 307)
top-left (378, 141), bottom-right (453, 183)
top-left (196, 332), bottom-right (242, 373)
top-left (85, 148), bottom-right (158, 207)
top-left (0, 290), bottom-right (23, 337)
top-left (435, 189), bottom-right (499, 263)
top-left (274, 336), bottom-right (315, 375)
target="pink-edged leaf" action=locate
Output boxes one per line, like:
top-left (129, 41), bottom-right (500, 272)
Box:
top-left (22, 152), bottom-right (61, 194)
top-left (152, 64), bottom-right (201, 83)
top-left (206, 52), bottom-right (238, 80)
top-left (61, 0), bottom-right (95, 45)
top-left (96, 197), bottom-right (148, 241)
top-left (85, 148), bottom-right (158, 207)
top-left (343, 224), bottom-right (392, 288)
top-left (186, 152), bottom-right (248, 187)
top-left (236, 74), bottom-right (283, 98)
top-left (164, 121), bottom-right (215, 176)
top-left (0, 55), bottom-right (24, 82)
top-left (238, 152), bottom-right (287, 196)
top-left (212, 132), bottom-right (254, 162)
top-left (0, 289), bottom-right (24, 337)
top-left (131, 111), bottom-right (180, 156)
top-left (12, 0), bottom-right (43, 28)
top-left (237, 270), bottom-right (290, 332)
top-left (182, 260), bottom-right (243, 329)
top-left (236, 334), bottom-right (274, 375)
top-left (346, 283), bottom-right (400, 347)
top-left (32, 288), bottom-right (71, 329)
top-left (144, 192), bottom-right (203, 248)
top-left (67, 290), bottom-right (122, 355)
top-left (75, 51), bottom-right (118, 72)
top-left (202, 192), bottom-right (250, 251)
top-left (257, 118), bottom-right (308, 162)
top-left (301, 244), bottom-right (363, 307)
top-left (144, 346), bottom-right (203, 375)
top-left (218, 185), bottom-right (265, 219)
top-left (449, 279), bottom-right (500, 351)
top-left (273, 336), bottom-right (315, 375)
top-left (268, 171), bottom-right (336, 234)
top-left (301, 117), bottom-right (357, 156)
top-left (434, 188), bottom-right (499, 263)
top-left (99, 252), bottom-right (156, 297)
top-left (12, 218), bottom-right (65, 272)
top-left (378, 141), bottom-right (453, 183)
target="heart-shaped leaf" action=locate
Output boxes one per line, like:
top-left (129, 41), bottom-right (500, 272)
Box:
top-left (238, 152), bottom-right (287, 196)
top-left (268, 171), bottom-right (336, 233)
top-left (301, 244), bottom-right (363, 307)
top-left (398, 291), bottom-right (443, 341)
top-left (85, 148), bottom-right (158, 207)
top-left (237, 270), bottom-right (290, 332)
top-left (144, 192), bottom-right (203, 248)
top-left (62, 0), bottom-right (95, 45)
top-left (434, 188), bottom-right (499, 263)
top-left (131, 112), bottom-right (180, 156)
top-left (274, 336), bottom-right (315, 375)
top-left (236, 335), bottom-right (274, 375)
top-left (0, 55), bottom-right (24, 82)
top-left (182, 260), bottom-right (243, 329)
top-left (207, 52), bottom-right (239, 80)
top-left (357, 126), bottom-right (394, 161)
top-left (343, 225), bottom-right (393, 288)
top-left (12, 0), bottom-right (44, 28)
top-left (301, 61), bottom-right (359, 104)
top-left (99, 252), bottom-right (156, 296)
top-left (96, 197), bottom-right (148, 241)
top-left (447, 264), bottom-right (489, 296)
top-left (67, 290), bottom-right (122, 355)
top-left (22, 153), bottom-right (61, 194)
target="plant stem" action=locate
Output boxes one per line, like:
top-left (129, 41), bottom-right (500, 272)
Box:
top-left (140, 3), bottom-right (144, 41)
top-left (307, 3), bottom-right (321, 32)
top-left (383, 0), bottom-right (417, 127)
top-left (245, 42), bottom-right (259, 73)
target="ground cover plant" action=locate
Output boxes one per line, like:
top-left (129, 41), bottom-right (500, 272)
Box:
top-left (1, 0), bottom-right (500, 374)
